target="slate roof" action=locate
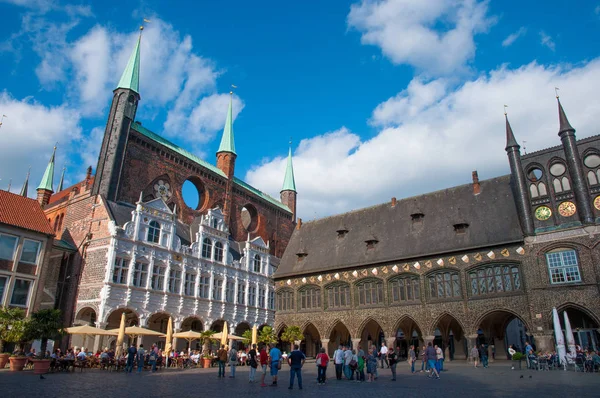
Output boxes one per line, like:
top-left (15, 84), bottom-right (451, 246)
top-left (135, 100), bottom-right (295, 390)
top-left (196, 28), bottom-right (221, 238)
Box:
top-left (275, 175), bottom-right (524, 279)
top-left (0, 190), bottom-right (55, 236)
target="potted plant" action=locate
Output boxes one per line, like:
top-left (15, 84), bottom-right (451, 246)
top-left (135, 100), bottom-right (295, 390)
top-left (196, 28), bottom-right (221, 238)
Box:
top-left (5, 317), bottom-right (29, 371)
top-left (24, 309), bottom-right (64, 375)
top-left (511, 352), bottom-right (524, 370)
top-left (0, 307), bottom-right (25, 369)
top-left (199, 330), bottom-right (216, 368)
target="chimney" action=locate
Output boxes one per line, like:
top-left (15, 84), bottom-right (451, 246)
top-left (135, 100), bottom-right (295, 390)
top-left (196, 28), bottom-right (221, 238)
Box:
top-left (296, 218), bottom-right (302, 230)
top-left (472, 170), bottom-right (481, 195)
top-left (391, 197), bottom-right (397, 207)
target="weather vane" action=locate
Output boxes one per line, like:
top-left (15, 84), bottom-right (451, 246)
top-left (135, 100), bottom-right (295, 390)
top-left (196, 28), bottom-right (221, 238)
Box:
top-left (555, 87), bottom-right (560, 99)
top-left (140, 18), bottom-right (151, 32)
top-left (523, 140), bottom-right (527, 155)
top-left (503, 104), bottom-right (508, 116)
top-left (230, 84), bottom-right (237, 95)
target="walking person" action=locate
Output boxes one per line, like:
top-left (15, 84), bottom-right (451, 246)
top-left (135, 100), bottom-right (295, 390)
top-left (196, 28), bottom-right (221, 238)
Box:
top-left (479, 344), bottom-right (489, 368)
top-left (136, 344), bottom-right (145, 373)
top-left (149, 344), bottom-right (158, 372)
top-left (470, 345), bottom-right (479, 368)
top-left (217, 344), bottom-right (228, 378)
top-left (269, 343), bottom-right (282, 386)
top-left (343, 345), bottom-right (353, 380)
top-left (288, 344), bottom-right (306, 390)
top-left (435, 344), bottom-right (444, 372)
top-left (379, 342), bottom-right (389, 369)
top-left (357, 349), bottom-right (365, 382)
top-left (366, 347), bottom-right (377, 382)
top-left (420, 345), bottom-right (427, 372)
top-left (387, 345), bottom-right (397, 381)
top-left (426, 342), bottom-right (440, 380)
top-left (334, 345), bottom-right (344, 380)
top-left (408, 345), bottom-right (416, 374)
top-left (125, 343), bottom-right (136, 373)
top-left (248, 344), bottom-right (258, 382)
top-left (316, 347), bottom-right (329, 385)
top-left (508, 344), bottom-right (516, 370)
top-left (228, 345), bottom-right (238, 378)
top-left (259, 344), bottom-right (269, 387)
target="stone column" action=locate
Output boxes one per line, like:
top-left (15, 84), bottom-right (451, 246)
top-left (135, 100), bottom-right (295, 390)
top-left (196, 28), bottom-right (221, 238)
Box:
top-left (385, 337), bottom-right (396, 350)
top-left (424, 335), bottom-right (435, 345)
top-left (532, 333), bottom-right (554, 353)
top-left (351, 338), bottom-right (362, 352)
top-left (321, 338), bottom-right (330, 356)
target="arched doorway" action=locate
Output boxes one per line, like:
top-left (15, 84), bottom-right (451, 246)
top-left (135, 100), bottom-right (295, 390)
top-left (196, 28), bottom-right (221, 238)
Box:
top-left (301, 323), bottom-right (321, 357)
top-left (177, 317), bottom-right (204, 352)
top-left (477, 310), bottom-right (528, 359)
top-left (105, 308), bottom-right (139, 350)
top-left (432, 313), bottom-right (466, 360)
top-left (395, 317), bottom-right (422, 360)
top-left (72, 307), bottom-right (97, 349)
top-left (360, 318), bottom-right (385, 353)
top-left (147, 313), bottom-right (171, 350)
top-left (556, 306), bottom-right (599, 351)
top-left (235, 322), bottom-right (252, 350)
top-left (328, 321), bottom-right (351, 355)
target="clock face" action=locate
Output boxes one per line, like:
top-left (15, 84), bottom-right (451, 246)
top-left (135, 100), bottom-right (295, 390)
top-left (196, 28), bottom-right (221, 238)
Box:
top-left (594, 196), bottom-right (600, 211)
top-left (535, 206), bottom-right (552, 221)
top-left (558, 201), bottom-right (577, 217)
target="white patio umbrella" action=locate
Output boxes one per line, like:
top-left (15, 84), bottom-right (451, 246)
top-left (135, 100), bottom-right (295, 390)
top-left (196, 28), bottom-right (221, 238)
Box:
top-left (552, 307), bottom-right (567, 368)
top-left (563, 311), bottom-right (577, 355)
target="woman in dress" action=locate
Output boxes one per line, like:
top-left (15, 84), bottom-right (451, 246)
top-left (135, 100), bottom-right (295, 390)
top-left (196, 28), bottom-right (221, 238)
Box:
top-left (366, 347), bottom-right (377, 382)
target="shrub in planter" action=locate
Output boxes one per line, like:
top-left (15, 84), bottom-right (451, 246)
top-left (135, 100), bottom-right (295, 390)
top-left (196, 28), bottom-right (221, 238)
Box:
top-left (511, 352), bottom-right (523, 369)
top-left (9, 355), bottom-right (27, 371)
top-left (0, 307), bottom-right (26, 354)
top-left (0, 353), bottom-right (10, 369)
top-left (24, 309), bottom-right (64, 374)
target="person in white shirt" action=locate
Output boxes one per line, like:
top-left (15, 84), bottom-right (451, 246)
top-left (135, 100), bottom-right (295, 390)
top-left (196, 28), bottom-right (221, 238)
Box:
top-left (379, 343), bottom-right (389, 369)
top-left (508, 345), bottom-right (516, 369)
top-left (334, 345), bottom-right (344, 380)
top-left (343, 346), bottom-right (353, 379)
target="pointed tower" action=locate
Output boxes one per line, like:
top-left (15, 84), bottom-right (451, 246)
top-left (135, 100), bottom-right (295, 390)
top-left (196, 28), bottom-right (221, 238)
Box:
top-left (57, 167), bottom-right (65, 192)
top-left (557, 97), bottom-right (594, 224)
top-left (37, 146), bottom-right (56, 206)
top-left (92, 30), bottom-right (142, 201)
top-left (216, 92), bottom-right (237, 222)
top-left (20, 167), bottom-right (30, 197)
top-left (216, 92), bottom-right (237, 178)
top-left (504, 114), bottom-right (534, 236)
top-left (280, 145), bottom-right (297, 222)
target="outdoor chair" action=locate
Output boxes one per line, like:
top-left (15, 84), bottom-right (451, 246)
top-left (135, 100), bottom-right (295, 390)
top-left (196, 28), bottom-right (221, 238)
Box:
top-left (574, 357), bottom-right (585, 372)
top-left (538, 358), bottom-right (549, 371)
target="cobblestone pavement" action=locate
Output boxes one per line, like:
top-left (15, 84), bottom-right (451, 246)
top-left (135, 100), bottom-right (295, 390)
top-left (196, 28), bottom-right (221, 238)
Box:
top-left (1, 360), bottom-right (598, 398)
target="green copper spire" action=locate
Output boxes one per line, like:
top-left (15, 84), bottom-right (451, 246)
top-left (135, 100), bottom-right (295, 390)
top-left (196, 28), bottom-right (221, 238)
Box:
top-left (281, 146), bottom-right (296, 192)
top-left (57, 167), bottom-right (65, 191)
top-left (37, 146), bottom-right (56, 192)
top-left (116, 34), bottom-right (141, 93)
top-left (20, 167), bottom-right (30, 197)
top-left (217, 93), bottom-right (236, 154)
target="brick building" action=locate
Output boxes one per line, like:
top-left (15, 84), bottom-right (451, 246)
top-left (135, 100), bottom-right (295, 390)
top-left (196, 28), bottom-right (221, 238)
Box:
top-left (274, 101), bottom-right (600, 360)
top-left (32, 32), bottom-right (297, 350)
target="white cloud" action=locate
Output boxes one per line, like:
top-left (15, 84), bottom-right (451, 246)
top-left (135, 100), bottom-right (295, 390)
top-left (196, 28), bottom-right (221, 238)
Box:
top-left (540, 31), bottom-right (556, 51)
top-left (502, 27), bottom-right (526, 47)
top-left (595, 5), bottom-right (600, 15)
top-left (347, 0), bottom-right (495, 76)
top-left (0, 91), bottom-right (81, 194)
top-left (245, 59), bottom-right (600, 220)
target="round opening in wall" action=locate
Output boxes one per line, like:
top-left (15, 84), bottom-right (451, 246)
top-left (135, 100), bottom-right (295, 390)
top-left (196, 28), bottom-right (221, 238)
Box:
top-left (527, 167), bottom-right (543, 182)
top-left (241, 204), bottom-right (259, 232)
top-left (182, 177), bottom-right (206, 211)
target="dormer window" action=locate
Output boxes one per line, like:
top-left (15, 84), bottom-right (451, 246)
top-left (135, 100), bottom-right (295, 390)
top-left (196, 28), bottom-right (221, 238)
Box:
top-left (453, 223), bottom-right (469, 234)
top-left (147, 221), bottom-right (161, 243)
top-left (411, 213), bottom-right (425, 222)
top-left (365, 237), bottom-right (379, 249)
top-left (336, 226), bottom-right (349, 238)
top-left (253, 254), bottom-right (261, 272)
top-left (211, 217), bottom-right (219, 229)
top-left (296, 249), bottom-right (308, 260)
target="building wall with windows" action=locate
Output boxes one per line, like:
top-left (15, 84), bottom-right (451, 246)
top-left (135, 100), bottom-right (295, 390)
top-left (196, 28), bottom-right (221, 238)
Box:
top-left (274, 104), bottom-right (600, 359)
top-left (67, 196), bottom-right (276, 351)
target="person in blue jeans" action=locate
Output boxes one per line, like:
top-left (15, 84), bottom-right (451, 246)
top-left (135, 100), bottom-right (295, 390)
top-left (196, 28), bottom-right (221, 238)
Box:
top-left (288, 344), bottom-right (306, 390)
top-left (136, 344), bottom-right (145, 373)
top-left (479, 344), bottom-right (489, 368)
top-left (125, 343), bottom-right (136, 373)
top-left (409, 345), bottom-right (416, 373)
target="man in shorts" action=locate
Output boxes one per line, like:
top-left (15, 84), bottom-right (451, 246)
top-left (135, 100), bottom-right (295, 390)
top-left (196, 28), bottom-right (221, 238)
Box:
top-left (259, 344), bottom-right (269, 387)
top-left (269, 344), bottom-right (282, 386)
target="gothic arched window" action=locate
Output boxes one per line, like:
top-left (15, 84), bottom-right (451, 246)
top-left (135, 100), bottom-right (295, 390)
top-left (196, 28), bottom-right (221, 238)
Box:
top-left (427, 271), bottom-right (461, 299)
top-left (468, 264), bottom-right (521, 296)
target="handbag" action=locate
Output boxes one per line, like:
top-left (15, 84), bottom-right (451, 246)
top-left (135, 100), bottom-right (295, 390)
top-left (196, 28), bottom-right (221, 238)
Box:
top-left (277, 360), bottom-right (282, 370)
top-left (316, 355), bottom-right (322, 366)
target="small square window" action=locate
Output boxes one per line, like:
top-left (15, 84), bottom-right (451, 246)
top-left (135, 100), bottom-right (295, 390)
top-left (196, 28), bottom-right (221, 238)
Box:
top-left (0, 234), bottom-right (18, 261)
top-left (20, 240), bottom-right (41, 264)
top-left (10, 279), bottom-right (31, 307)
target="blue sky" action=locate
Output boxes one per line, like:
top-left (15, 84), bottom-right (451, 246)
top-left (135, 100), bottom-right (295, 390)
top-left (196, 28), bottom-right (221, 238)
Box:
top-left (1, 0), bottom-right (600, 219)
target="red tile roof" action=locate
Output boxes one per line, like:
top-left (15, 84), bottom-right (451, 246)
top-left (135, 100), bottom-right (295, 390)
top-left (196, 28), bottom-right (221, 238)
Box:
top-left (48, 176), bottom-right (94, 205)
top-left (0, 190), bottom-right (55, 236)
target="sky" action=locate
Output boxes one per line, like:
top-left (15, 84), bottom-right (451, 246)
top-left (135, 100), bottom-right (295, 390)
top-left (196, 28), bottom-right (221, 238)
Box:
top-left (1, 0), bottom-right (600, 220)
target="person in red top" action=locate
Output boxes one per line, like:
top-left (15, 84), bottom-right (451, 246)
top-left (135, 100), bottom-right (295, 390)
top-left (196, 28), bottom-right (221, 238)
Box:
top-left (316, 347), bottom-right (330, 385)
top-left (259, 344), bottom-right (269, 387)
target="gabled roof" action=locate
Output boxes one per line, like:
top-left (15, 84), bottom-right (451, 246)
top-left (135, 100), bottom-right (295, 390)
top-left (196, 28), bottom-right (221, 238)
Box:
top-left (0, 190), bottom-right (54, 235)
top-left (275, 175), bottom-right (523, 279)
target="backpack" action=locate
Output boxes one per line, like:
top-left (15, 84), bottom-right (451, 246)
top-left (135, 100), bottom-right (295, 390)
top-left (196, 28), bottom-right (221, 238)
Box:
top-left (230, 350), bottom-right (237, 361)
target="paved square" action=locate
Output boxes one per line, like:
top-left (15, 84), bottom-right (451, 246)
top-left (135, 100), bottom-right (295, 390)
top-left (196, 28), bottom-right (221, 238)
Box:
top-left (1, 360), bottom-right (598, 397)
